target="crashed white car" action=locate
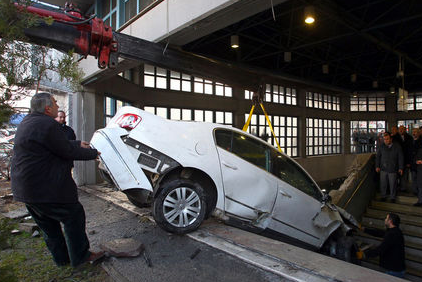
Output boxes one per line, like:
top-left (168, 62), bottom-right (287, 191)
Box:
top-left (91, 106), bottom-right (358, 256)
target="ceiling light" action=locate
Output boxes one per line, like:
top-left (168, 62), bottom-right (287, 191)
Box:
top-left (304, 6), bottom-right (315, 24)
top-left (322, 64), bottom-right (329, 74)
top-left (284, 51), bottom-right (291, 62)
top-left (372, 80), bottom-right (378, 88)
top-left (231, 35), bottom-right (239, 49)
top-left (390, 87), bottom-right (395, 94)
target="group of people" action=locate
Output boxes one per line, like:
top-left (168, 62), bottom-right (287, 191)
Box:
top-left (366, 124), bottom-right (422, 278)
top-left (376, 125), bottom-right (422, 206)
top-left (352, 129), bottom-right (378, 153)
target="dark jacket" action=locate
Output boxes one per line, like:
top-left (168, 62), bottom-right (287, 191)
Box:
top-left (410, 137), bottom-right (422, 171)
top-left (399, 133), bottom-right (413, 165)
top-left (60, 123), bottom-right (76, 140)
top-left (376, 142), bottom-right (404, 173)
top-left (11, 112), bottom-right (98, 204)
top-left (364, 227), bottom-right (405, 272)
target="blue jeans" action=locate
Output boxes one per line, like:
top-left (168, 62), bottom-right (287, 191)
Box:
top-left (386, 270), bottom-right (405, 278)
top-left (26, 202), bottom-right (90, 267)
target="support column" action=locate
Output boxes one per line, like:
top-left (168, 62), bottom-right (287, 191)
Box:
top-left (72, 88), bottom-right (102, 186)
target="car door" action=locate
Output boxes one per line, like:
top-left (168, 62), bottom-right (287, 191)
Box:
top-left (267, 149), bottom-right (329, 247)
top-left (214, 129), bottom-right (277, 220)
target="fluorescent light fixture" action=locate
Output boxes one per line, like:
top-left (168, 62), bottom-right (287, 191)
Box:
top-left (231, 35), bottom-right (239, 49)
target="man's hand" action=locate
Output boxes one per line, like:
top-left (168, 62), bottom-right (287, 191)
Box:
top-left (376, 167), bottom-right (381, 173)
top-left (398, 169), bottom-right (403, 175)
top-left (80, 141), bottom-right (90, 148)
top-left (96, 151), bottom-right (101, 160)
top-left (356, 250), bottom-right (365, 260)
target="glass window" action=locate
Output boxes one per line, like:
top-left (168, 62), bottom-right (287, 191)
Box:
top-left (232, 133), bottom-right (269, 171)
top-left (306, 118), bottom-right (341, 156)
top-left (214, 129), bottom-right (233, 151)
top-left (271, 149), bottom-right (321, 200)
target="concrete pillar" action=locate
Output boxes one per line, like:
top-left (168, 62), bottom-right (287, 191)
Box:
top-left (297, 88), bottom-right (307, 158)
top-left (72, 89), bottom-right (100, 186)
top-left (385, 95), bottom-right (397, 129)
top-left (342, 95), bottom-right (351, 154)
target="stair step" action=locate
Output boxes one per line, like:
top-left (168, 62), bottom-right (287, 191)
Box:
top-left (361, 218), bottom-right (422, 240)
top-left (364, 208), bottom-right (422, 227)
top-left (375, 194), bottom-right (420, 205)
top-left (370, 200), bottom-right (422, 217)
top-left (355, 233), bottom-right (422, 258)
top-left (361, 260), bottom-right (422, 282)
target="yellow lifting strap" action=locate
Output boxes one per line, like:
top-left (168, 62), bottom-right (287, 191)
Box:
top-left (242, 102), bottom-right (283, 153)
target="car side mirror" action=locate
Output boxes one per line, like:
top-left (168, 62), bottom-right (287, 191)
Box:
top-left (321, 189), bottom-right (332, 203)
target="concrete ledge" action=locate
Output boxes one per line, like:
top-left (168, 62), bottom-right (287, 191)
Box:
top-left (189, 222), bottom-right (407, 282)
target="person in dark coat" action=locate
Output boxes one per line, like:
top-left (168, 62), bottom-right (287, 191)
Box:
top-left (362, 213), bottom-right (406, 278)
top-left (398, 125), bottom-right (413, 191)
top-left (414, 143), bottom-right (422, 206)
top-left (11, 92), bottom-right (103, 267)
top-left (410, 128), bottom-right (422, 201)
top-left (55, 110), bottom-right (76, 140)
top-left (375, 132), bottom-right (404, 202)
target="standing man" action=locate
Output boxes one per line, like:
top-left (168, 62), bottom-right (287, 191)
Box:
top-left (361, 213), bottom-right (406, 278)
top-left (55, 110), bottom-right (76, 140)
top-left (11, 92), bottom-right (103, 267)
top-left (376, 132), bottom-right (404, 202)
top-left (398, 125), bottom-right (413, 191)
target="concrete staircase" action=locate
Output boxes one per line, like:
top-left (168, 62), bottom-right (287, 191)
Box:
top-left (354, 193), bottom-right (422, 282)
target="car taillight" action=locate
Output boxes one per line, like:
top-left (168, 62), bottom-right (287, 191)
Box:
top-left (116, 113), bottom-right (142, 130)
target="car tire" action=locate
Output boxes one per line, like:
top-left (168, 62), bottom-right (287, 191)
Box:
top-left (153, 178), bottom-right (207, 234)
top-left (125, 189), bottom-right (153, 208)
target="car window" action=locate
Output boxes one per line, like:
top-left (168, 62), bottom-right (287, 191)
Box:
top-left (215, 129), bottom-right (233, 151)
top-left (271, 149), bottom-right (322, 201)
top-left (232, 132), bottom-right (270, 171)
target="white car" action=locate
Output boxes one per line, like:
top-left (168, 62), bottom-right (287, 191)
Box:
top-left (91, 106), bottom-right (358, 258)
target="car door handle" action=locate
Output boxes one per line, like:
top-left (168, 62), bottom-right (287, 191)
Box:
top-left (279, 190), bottom-right (292, 198)
top-left (222, 161), bottom-right (238, 170)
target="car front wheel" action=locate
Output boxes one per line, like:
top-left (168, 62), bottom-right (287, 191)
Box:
top-left (153, 178), bottom-right (207, 234)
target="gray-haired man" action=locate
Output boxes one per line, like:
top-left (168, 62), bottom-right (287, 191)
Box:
top-left (11, 92), bottom-right (103, 267)
top-left (376, 132), bottom-right (404, 202)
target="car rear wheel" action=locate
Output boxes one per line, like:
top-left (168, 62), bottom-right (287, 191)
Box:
top-left (125, 189), bottom-right (152, 208)
top-left (153, 178), bottom-right (207, 234)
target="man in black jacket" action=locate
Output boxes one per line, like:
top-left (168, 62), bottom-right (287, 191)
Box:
top-left (363, 213), bottom-right (406, 278)
top-left (55, 110), bottom-right (76, 140)
top-left (11, 92), bottom-right (103, 267)
top-left (376, 132), bottom-right (404, 202)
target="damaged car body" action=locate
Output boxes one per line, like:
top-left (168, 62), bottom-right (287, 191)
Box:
top-left (91, 106), bottom-right (358, 259)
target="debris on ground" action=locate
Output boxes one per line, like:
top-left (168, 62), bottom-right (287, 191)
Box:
top-left (100, 238), bottom-right (145, 258)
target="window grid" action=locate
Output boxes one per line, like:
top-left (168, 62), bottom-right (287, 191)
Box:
top-left (350, 96), bottom-right (385, 112)
top-left (306, 92), bottom-right (340, 111)
top-left (397, 94), bottom-right (422, 111)
top-left (101, 0), bottom-right (118, 30)
top-left (265, 84), bottom-right (297, 105)
top-left (144, 65), bottom-right (233, 97)
top-left (350, 120), bottom-right (385, 153)
top-left (104, 96), bottom-right (131, 125)
top-left (306, 118), bottom-right (341, 156)
top-left (144, 64), bottom-right (167, 89)
top-left (244, 114), bottom-right (298, 157)
top-left (397, 120), bottom-right (422, 131)
top-left (245, 90), bottom-right (254, 100)
top-left (144, 106), bottom-right (233, 125)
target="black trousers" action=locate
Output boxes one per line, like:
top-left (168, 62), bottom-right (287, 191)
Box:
top-left (25, 202), bottom-right (90, 267)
